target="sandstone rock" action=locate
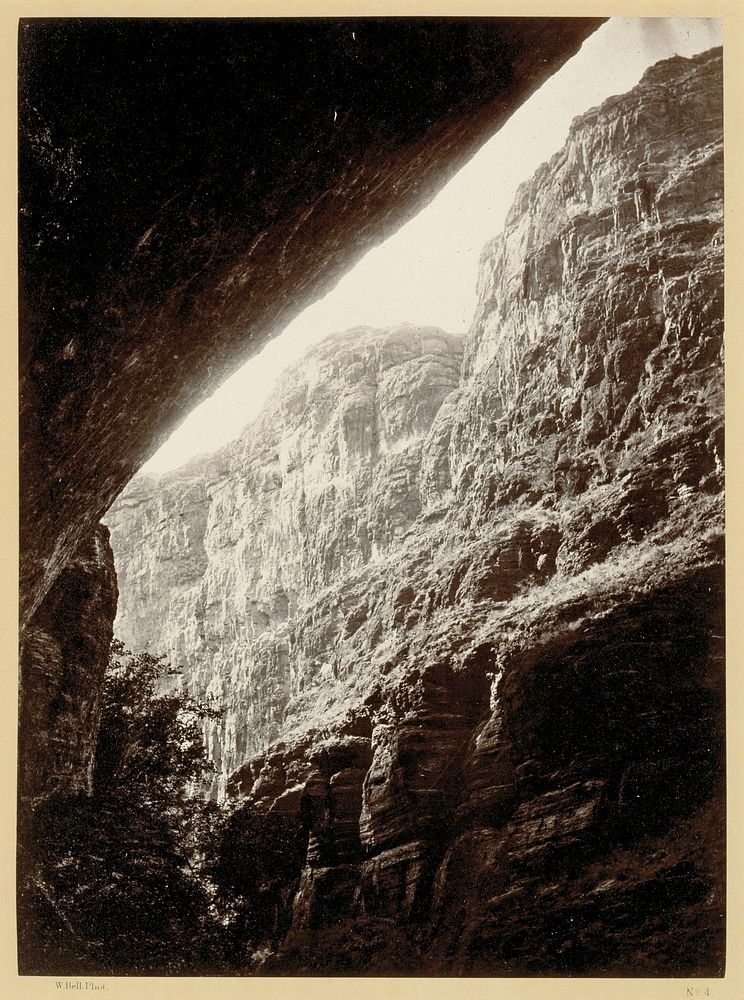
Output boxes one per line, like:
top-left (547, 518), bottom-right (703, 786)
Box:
top-left (106, 325), bottom-right (463, 789)
top-left (359, 661), bottom-right (490, 852)
top-left (20, 18), bottom-right (602, 628)
top-left (360, 841), bottom-right (434, 921)
top-left (107, 49), bottom-right (724, 975)
top-left (18, 526), bottom-right (118, 805)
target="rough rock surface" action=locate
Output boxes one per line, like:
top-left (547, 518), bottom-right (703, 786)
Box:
top-left (19, 18), bottom-right (602, 629)
top-left (107, 48), bottom-right (724, 975)
top-left (18, 526), bottom-right (118, 805)
top-left (106, 325), bottom-right (463, 793)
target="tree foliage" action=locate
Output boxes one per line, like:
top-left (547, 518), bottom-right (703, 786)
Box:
top-left (20, 641), bottom-right (229, 975)
top-left (94, 641), bottom-right (221, 827)
top-left (209, 805), bottom-right (308, 955)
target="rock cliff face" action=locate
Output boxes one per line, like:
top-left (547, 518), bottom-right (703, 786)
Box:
top-left (19, 526), bottom-right (118, 805)
top-left (107, 48), bottom-right (724, 975)
top-left (20, 18), bottom-right (602, 630)
top-left (106, 326), bottom-right (463, 792)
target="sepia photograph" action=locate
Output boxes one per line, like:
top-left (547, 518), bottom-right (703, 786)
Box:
top-left (17, 12), bottom-right (726, 981)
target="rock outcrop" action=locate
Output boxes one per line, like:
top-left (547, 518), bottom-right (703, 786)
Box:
top-left (107, 48), bottom-right (724, 975)
top-left (106, 325), bottom-right (463, 792)
top-left (18, 526), bottom-right (118, 805)
top-left (19, 18), bottom-right (602, 630)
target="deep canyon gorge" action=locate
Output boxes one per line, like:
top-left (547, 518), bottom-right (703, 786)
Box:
top-left (18, 28), bottom-right (724, 977)
top-left (103, 47), bottom-right (725, 974)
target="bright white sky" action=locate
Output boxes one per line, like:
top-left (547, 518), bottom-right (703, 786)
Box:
top-left (140, 17), bottom-right (722, 477)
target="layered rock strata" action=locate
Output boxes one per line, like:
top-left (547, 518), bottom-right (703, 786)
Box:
top-left (107, 48), bottom-right (724, 974)
top-left (18, 526), bottom-right (118, 805)
top-left (19, 17), bottom-right (602, 629)
top-left (106, 326), bottom-right (464, 793)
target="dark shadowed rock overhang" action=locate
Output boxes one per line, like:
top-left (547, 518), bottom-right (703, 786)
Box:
top-left (19, 16), bottom-right (605, 626)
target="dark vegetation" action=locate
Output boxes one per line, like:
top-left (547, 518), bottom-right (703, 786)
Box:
top-left (18, 641), bottom-right (237, 975)
top-left (17, 637), bottom-right (381, 975)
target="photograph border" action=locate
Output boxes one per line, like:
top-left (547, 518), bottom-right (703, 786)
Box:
top-left (3, 2), bottom-right (742, 998)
